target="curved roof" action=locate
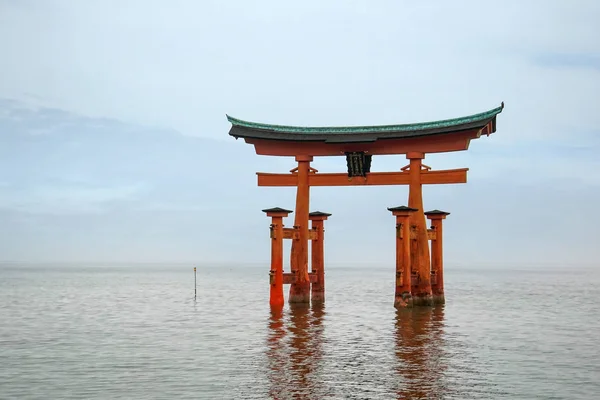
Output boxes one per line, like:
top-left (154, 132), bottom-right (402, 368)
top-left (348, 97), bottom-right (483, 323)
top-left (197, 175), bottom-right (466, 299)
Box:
top-left (227, 103), bottom-right (503, 143)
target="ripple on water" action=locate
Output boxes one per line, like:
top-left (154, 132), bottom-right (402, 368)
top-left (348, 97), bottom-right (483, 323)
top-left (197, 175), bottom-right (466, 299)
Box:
top-left (0, 265), bottom-right (599, 399)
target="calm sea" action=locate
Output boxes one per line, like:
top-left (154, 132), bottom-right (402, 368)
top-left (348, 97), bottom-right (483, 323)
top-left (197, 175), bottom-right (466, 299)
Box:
top-left (0, 264), bottom-right (598, 399)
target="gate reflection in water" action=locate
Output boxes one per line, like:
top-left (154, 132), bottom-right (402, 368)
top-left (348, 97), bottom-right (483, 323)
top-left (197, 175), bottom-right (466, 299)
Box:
top-left (266, 304), bottom-right (447, 399)
top-left (267, 304), bottom-right (327, 399)
top-left (395, 306), bottom-right (446, 399)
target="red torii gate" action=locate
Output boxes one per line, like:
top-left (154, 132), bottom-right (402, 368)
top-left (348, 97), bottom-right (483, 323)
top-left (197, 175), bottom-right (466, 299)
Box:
top-left (227, 103), bottom-right (503, 307)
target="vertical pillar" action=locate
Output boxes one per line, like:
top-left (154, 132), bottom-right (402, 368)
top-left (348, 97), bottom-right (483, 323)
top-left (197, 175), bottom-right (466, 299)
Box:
top-left (289, 155), bottom-right (313, 303)
top-left (309, 211), bottom-right (331, 303)
top-left (388, 206), bottom-right (417, 308)
top-left (262, 207), bottom-right (293, 307)
top-left (425, 210), bottom-right (450, 305)
top-left (406, 152), bottom-right (433, 306)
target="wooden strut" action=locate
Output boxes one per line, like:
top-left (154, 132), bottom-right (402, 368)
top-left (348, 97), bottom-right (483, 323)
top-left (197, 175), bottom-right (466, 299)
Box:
top-left (270, 220), bottom-right (436, 241)
top-left (272, 228), bottom-right (317, 240)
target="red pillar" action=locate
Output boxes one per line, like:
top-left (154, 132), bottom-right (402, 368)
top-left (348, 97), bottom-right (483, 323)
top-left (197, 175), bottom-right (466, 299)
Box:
top-left (425, 210), bottom-right (450, 305)
top-left (309, 211), bottom-right (331, 303)
top-left (388, 206), bottom-right (417, 308)
top-left (406, 152), bottom-right (433, 306)
top-left (263, 207), bottom-right (293, 307)
top-left (289, 155), bottom-right (312, 303)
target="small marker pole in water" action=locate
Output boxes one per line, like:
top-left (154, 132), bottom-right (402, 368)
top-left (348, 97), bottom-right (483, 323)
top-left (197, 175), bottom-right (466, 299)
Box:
top-left (194, 267), bottom-right (197, 300)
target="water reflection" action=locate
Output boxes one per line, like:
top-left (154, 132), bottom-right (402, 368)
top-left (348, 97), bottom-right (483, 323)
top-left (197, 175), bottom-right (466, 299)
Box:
top-left (266, 304), bottom-right (447, 399)
top-left (266, 306), bottom-right (287, 398)
top-left (266, 304), bottom-right (326, 399)
top-left (395, 306), bottom-right (447, 399)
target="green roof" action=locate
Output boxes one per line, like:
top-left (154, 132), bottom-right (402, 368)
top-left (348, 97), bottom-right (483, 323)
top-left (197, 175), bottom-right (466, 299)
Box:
top-left (227, 103), bottom-right (503, 135)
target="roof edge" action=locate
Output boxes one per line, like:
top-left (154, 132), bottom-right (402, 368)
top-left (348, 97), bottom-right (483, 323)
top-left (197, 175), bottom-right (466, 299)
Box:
top-left (226, 103), bottom-right (503, 134)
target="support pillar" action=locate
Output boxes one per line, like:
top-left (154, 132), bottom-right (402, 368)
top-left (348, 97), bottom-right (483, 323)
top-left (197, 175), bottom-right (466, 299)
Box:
top-left (309, 211), bottom-right (331, 303)
top-left (388, 206), bottom-right (418, 308)
top-left (262, 207), bottom-right (293, 307)
top-left (425, 210), bottom-right (450, 305)
top-left (289, 155), bottom-right (313, 303)
top-left (406, 152), bottom-right (433, 306)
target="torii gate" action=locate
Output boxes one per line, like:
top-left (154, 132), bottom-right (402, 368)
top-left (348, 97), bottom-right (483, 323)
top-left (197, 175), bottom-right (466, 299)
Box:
top-left (227, 103), bottom-right (503, 308)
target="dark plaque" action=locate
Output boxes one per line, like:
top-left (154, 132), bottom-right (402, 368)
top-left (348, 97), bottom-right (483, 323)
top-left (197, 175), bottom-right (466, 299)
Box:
top-left (345, 152), bottom-right (372, 177)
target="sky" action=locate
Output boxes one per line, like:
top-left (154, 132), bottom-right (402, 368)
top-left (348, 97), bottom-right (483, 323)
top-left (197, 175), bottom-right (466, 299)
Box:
top-left (0, 0), bottom-right (599, 267)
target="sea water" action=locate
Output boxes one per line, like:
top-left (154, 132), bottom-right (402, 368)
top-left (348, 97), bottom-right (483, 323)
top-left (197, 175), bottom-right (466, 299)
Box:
top-left (1, 264), bottom-right (599, 399)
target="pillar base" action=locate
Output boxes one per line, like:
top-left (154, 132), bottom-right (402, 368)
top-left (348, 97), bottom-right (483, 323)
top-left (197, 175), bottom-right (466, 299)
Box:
top-left (269, 282), bottom-right (284, 307)
top-left (311, 290), bottom-right (325, 303)
top-left (432, 293), bottom-right (445, 305)
top-left (289, 282), bottom-right (311, 303)
top-left (269, 296), bottom-right (285, 307)
top-left (411, 292), bottom-right (434, 307)
top-left (394, 291), bottom-right (413, 308)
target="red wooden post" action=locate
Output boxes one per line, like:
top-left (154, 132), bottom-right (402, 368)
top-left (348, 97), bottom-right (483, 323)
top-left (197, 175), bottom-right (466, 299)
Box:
top-left (388, 206), bottom-right (417, 308)
top-left (406, 152), bottom-right (433, 306)
top-left (425, 210), bottom-right (450, 305)
top-left (263, 207), bottom-right (293, 307)
top-left (289, 155), bottom-right (313, 303)
top-left (309, 211), bottom-right (331, 303)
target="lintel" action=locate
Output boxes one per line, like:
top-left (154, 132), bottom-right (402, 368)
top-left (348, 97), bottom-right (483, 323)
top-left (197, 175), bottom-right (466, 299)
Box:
top-left (257, 168), bottom-right (468, 187)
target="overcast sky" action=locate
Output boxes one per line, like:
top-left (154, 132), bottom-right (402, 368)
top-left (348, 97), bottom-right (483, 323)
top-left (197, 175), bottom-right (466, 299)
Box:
top-left (1, 0), bottom-right (599, 267)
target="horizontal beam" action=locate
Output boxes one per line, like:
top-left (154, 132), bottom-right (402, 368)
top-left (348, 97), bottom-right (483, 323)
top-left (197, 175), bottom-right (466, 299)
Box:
top-left (280, 228), bottom-right (317, 240)
top-left (257, 168), bottom-right (468, 187)
top-left (276, 227), bottom-right (437, 240)
top-left (283, 272), bottom-right (318, 285)
top-left (398, 229), bottom-right (437, 240)
top-left (406, 271), bottom-right (437, 286)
